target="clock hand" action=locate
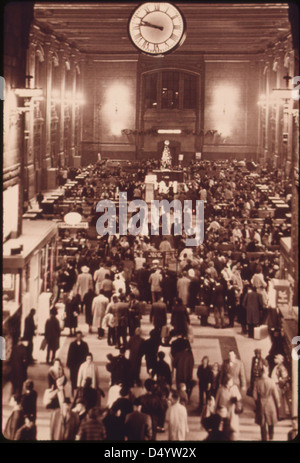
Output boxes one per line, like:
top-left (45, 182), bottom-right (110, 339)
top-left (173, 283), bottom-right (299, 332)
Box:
top-left (140, 20), bottom-right (164, 31)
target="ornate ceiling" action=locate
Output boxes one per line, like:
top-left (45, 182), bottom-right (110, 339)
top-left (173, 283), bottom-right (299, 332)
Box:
top-left (34, 2), bottom-right (292, 55)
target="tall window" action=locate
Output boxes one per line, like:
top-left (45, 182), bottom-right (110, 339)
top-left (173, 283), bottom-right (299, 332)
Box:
top-left (183, 73), bottom-right (197, 109)
top-left (144, 71), bottom-right (197, 110)
top-left (161, 71), bottom-right (179, 109)
top-left (145, 73), bottom-right (158, 108)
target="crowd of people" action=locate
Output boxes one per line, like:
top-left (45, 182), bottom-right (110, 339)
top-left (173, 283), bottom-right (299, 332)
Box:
top-left (4, 158), bottom-right (293, 441)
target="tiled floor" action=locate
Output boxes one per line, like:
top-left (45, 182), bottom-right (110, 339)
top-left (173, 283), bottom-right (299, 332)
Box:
top-left (2, 312), bottom-right (292, 441)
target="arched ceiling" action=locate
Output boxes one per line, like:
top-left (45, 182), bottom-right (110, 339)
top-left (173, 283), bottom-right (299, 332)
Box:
top-left (34, 2), bottom-right (292, 55)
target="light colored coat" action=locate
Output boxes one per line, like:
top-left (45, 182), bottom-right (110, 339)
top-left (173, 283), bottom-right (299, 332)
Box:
top-left (76, 272), bottom-right (93, 301)
top-left (77, 361), bottom-right (100, 389)
top-left (92, 294), bottom-right (109, 328)
top-left (168, 401), bottom-right (189, 441)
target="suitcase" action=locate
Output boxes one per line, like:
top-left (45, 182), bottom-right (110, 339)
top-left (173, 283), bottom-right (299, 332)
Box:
top-left (195, 304), bottom-right (209, 326)
top-left (254, 325), bottom-right (268, 340)
top-left (195, 304), bottom-right (209, 317)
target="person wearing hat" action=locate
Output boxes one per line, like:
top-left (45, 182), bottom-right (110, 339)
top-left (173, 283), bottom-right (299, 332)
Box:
top-left (75, 265), bottom-right (93, 303)
top-left (249, 349), bottom-right (264, 397)
top-left (44, 308), bottom-right (61, 365)
top-left (21, 380), bottom-right (37, 422)
top-left (50, 398), bottom-right (80, 441)
top-left (124, 398), bottom-right (152, 441)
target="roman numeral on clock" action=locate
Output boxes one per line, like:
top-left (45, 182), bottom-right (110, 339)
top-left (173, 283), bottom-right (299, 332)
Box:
top-left (170, 33), bottom-right (178, 42)
top-left (153, 44), bottom-right (160, 53)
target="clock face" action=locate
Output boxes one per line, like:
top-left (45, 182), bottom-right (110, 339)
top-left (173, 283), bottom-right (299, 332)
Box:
top-left (128, 3), bottom-right (186, 56)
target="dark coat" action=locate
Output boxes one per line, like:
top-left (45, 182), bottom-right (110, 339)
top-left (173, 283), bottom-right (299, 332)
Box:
top-left (4, 409), bottom-right (25, 440)
top-left (150, 302), bottom-right (167, 330)
top-left (124, 411), bottom-right (152, 441)
top-left (10, 344), bottom-right (28, 387)
top-left (152, 359), bottom-right (172, 386)
top-left (67, 340), bottom-right (89, 381)
top-left (65, 296), bottom-right (80, 329)
top-left (197, 365), bottom-right (213, 390)
top-left (173, 349), bottom-right (194, 385)
top-left (83, 290), bottom-right (96, 326)
top-left (21, 390), bottom-right (37, 420)
top-left (45, 315), bottom-right (60, 350)
top-left (23, 314), bottom-right (36, 340)
top-left (171, 304), bottom-right (190, 335)
top-left (242, 290), bottom-right (263, 325)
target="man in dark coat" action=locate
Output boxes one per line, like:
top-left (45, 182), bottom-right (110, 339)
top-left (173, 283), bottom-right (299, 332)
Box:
top-left (173, 347), bottom-right (195, 401)
top-left (150, 297), bottom-right (167, 334)
top-left (124, 398), bottom-right (152, 441)
top-left (242, 286), bottom-right (263, 338)
top-left (82, 288), bottom-right (96, 332)
top-left (128, 327), bottom-right (145, 387)
top-left (143, 329), bottom-right (161, 374)
top-left (10, 340), bottom-right (28, 396)
top-left (45, 308), bottom-right (61, 365)
top-left (106, 347), bottom-right (131, 387)
top-left (23, 309), bottom-right (36, 364)
top-left (171, 298), bottom-right (190, 336)
top-left (66, 331), bottom-right (89, 394)
top-left (152, 351), bottom-right (172, 386)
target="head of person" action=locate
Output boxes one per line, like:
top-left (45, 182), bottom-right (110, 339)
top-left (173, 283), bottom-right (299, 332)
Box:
top-left (133, 398), bottom-right (142, 411)
top-left (75, 331), bottom-right (83, 342)
top-left (157, 351), bottom-right (165, 361)
top-left (30, 308), bottom-right (36, 317)
top-left (88, 407), bottom-right (100, 420)
top-left (179, 383), bottom-right (186, 392)
top-left (86, 353), bottom-right (93, 364)
top-left (84, 377), bottom-right (92, 388)
top-left (202, 356), bottom-right (209, 367)
top-left (274, 354), bottom-right (284, 365)
top-left (53, 358), bottom-right (63, 371)
top-left (171, 390), bottom-right (180, 404)
top-left (144, 378), bottom-right (155, 392)
top-left (25, 380), bottom-right (34, 392)
top-left (254, 349), bottom-right (262, 358)
top-left (228, 350), bottom-right (236, 363)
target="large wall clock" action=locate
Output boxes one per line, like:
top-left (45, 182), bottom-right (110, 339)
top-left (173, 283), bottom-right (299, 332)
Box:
top-left (128, 3), bottom-right (186, 56)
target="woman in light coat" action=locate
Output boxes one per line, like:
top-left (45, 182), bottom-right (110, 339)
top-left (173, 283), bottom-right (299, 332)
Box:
top-left (77, 352), bottom-right (100, 390)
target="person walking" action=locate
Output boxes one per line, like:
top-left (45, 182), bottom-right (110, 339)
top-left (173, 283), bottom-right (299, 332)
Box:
top-left (150, 297), bottom-right (167, 335)
top-left (128, 327), bottom-right (145, 387)
top-left (167, 390), bottom-right (189, 441)
top-left (66, 331), bottom-right (89, 395)
top-left (77, 407), bottom-right (107, 441)
top-left (77, 353), bottom-right (100, 391)
top-left (50, 399), bottom-right (80, 440)
top-left (23, 309), bottom-right (36, 364)
top-left (10, 339), bottom-right (28, 396)
top-left (124, 398), bottom-right (152, 441)
top-left (82, 287), bottom-right (96, 333)
top-left (44, 308), bottom-right (61, 365)
top-left (197, 356), bottom-right (212, 413)
top-left (149, 268), bottom-right (163, 303)
top-left (242, 285), bottom-right (263, 338)
top-left (253, 361), bottom-right (281, 441)
top-left (92, 290), bottom-right (109, 339)
top-left (76, 266), bottom-right (93, 303)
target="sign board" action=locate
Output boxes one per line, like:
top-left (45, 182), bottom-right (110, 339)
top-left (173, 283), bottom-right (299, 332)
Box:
top-left (58, 222), bottom-right (89, 229)
top-left (195, 152), bottom-right (202, 160)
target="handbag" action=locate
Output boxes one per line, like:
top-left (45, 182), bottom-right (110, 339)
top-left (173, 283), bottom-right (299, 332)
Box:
top-left (43, 388), bottom-right (57, 407)
top-left (40, 338), bottom-right (47, 351)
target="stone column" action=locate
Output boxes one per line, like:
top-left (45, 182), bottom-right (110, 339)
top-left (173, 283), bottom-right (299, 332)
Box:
top-left (58, 48), bottom-right (66, 167)
top-left (43, 43), bottom-right (53, 188)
